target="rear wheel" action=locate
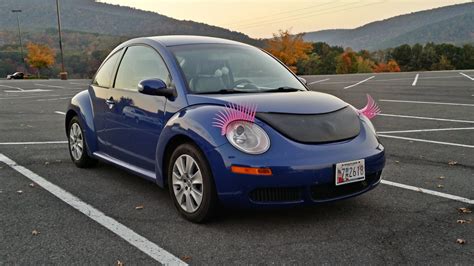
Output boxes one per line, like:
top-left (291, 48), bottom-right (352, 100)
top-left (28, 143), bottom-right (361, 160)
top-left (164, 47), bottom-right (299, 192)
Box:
top-left (168, 143), bottom-right (218, 223)
top-left (68, 116), bottom-right (97, 168)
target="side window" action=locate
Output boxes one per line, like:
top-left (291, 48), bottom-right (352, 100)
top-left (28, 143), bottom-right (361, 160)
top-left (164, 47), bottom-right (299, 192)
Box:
top-left (93, 50), bottom-right (122, 88)
top-left (114, 46), bottom-right (171, 91)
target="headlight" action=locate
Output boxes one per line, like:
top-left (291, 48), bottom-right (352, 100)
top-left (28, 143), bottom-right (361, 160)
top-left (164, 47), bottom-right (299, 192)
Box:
top-left (226, 121), bottom-right (270, 154)
top-left (360, 115), bottom-right (377, 135)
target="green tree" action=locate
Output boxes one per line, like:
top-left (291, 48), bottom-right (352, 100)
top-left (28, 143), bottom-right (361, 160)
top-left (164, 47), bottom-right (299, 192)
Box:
top-left (431, 55), bottom-right (455, 70)
top-left (459, 44), bottom-right (474, 69)
top-left (391, 44), bottom-right (412, 71)
top-left (420, 43), bottom-right (438, 70)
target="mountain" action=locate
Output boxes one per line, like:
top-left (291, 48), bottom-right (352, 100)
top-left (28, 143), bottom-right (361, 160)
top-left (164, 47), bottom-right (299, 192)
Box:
top-left (0, 0), bottom-right (261, 46)
top-left (303, 3), bottom-right (474, 50)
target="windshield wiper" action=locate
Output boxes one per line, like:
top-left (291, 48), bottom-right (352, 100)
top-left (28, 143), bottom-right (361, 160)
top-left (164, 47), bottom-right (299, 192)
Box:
top-left (196, 89), bottom-right (254, 95)
top-left (261, 86), bottom-right (305, 93)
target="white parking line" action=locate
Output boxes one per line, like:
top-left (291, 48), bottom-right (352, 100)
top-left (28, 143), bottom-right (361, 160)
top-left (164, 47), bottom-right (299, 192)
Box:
top-left (460, 72), bottom-right (474, 81)
top-left (343, 76), bottom-right (375, 89)
top-left (70, 82), bottom-right (90, 86)
top-left (308, 78), bottom-right (330, 85)
top-left (378, 134), bottom-right (474, 149)
top-left (381, 180), bottom-right (473, 205)
top-left (37, 97), bottom-right (70, 102)
top-left (4, 89), bottom-right (52, 93)
top-left (378, 127), bottom-right (474, 134)
top-left (0, 84), bottom-right (23, 91)
top-left (412, 74), bottom-right (419, 86)
top-left (34, 83), bottom-right (67, 89)
top-left (0, 141), bottom-right (68, 145)
top-left (0, 153), bottom-right (187, 265)
top-left (380, 99), bottom-right (474, 107)
top-left (55, 111), bottom-right (66, 115)
top-left (379, 113), bottom-right (474, 124)
top-left (321, 75), bottom-right (464, 85)
top-left (0, 94), bottom-right (57, 100)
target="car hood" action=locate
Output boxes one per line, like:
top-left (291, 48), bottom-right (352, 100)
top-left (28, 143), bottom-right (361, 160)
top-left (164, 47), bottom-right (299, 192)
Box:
top-left (186, 91), bottom-right (348, 114)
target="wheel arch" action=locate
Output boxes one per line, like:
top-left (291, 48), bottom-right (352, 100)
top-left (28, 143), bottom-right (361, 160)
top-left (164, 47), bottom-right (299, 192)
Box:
top-left (66, 90), bottom-right (98, 155)
top-left (155, 105), bottom-right (228, 187)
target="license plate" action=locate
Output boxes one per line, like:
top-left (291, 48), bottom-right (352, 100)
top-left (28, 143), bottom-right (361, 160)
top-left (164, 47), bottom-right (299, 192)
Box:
top-left (335, 159), bottom-right (365, 186)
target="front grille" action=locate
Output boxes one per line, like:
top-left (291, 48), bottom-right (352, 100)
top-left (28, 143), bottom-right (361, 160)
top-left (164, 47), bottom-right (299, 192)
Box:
top-left (249, 187), bottom-right (303, 203)
top-left (311, 172), bottom-right (381, 201)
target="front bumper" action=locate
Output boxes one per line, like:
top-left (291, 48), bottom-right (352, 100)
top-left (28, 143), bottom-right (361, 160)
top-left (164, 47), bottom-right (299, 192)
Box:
top-left (205, 119), bottom-right (385, 208)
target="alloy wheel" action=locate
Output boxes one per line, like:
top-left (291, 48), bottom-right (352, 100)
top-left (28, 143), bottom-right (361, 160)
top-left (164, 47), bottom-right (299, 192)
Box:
top-left (172, 154), bottom-right (204, 213)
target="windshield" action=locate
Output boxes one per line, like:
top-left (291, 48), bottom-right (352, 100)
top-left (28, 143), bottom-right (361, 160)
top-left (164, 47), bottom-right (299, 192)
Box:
top-left (169, 44), bottom-right (307, 94)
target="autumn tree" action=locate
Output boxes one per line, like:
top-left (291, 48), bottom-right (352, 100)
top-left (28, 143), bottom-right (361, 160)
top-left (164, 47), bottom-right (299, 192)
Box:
top-left (355, 57), bottom-right (376, 73)
top-left (373, 59), bottom-right (401, 72)
top-left (26, 43), bottom-right (55, 77)
top-left (265, 29), bottom-right (312, 72)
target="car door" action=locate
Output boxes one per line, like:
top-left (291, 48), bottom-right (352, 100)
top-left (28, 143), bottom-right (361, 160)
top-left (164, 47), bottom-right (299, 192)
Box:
top-left (89, 49), bottom-right (123, 152)
top-left (105, 45), bottom-right (171, 171)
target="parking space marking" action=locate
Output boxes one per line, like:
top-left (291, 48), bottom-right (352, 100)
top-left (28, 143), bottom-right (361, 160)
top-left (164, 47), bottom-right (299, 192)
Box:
top-left (379, 127), bottom-right (474, 134)
top-left (380, 99), bottom-right (474, 107)
top-left (381, 180), bottom-right (473, 205)
top-left (69, 82), bottom-right (90, 86)
top-left (308, 78), bottom-right (330, 85)
top-left (343, 76), bottom-right (375, 89)
top-left (379, 113), bottom-right (474, 124)
top-left (0, 153), bottom-right (187, 265)
top-left (4, 89), bottom-right (51, 93)
top-left (460, 72), bottom-right (474, 81)
top-left (0, 94), bottom-right (64, 100)
top-left (412, 74), bottom-right (419, 86)
top-left (55, 111), bottom-right (66, 115)
top-left (0, 141), bottom-right (67, 145)
top-left (0, 84), bottom-right (23, 91)
top-left (34, 83), bottom-right (68, 89)
top-left (379, 134), bottom-right (474, 149)
top-left (1, 85), bottom-right (51, 93)
top-left (37, 97), bottom-right (71, 102)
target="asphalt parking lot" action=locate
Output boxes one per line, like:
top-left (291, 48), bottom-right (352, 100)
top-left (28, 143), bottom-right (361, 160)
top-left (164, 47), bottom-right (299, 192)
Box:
top-left (1, 70), bottom-right (473, 264)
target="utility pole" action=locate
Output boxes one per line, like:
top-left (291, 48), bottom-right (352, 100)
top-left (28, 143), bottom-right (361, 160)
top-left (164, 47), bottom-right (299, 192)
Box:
top-left (11, 9), bottom-right (26, 72)
top-left (55, 0), bottom-right (67, 80)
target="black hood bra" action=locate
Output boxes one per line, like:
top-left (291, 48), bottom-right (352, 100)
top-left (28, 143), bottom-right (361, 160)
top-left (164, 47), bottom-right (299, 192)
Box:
top-left (256, 106), bottom-right (361, 144)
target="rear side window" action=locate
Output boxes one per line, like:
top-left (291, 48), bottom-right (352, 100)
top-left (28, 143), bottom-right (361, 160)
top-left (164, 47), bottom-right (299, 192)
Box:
top-left (92, 51), bottom-right (122, 88)
top-left (114, 46), bottom-right (171, 91)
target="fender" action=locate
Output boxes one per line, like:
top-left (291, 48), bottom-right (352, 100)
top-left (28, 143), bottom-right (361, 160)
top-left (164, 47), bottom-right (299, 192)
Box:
top-left (155, 104), bottom-right (229, 187)
top-left (65, 89), bottom-right (98, 155)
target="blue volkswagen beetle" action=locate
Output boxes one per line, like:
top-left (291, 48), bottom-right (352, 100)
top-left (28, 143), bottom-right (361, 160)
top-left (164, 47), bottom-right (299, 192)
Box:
top-left (66, 36), bottom-right (385, 222)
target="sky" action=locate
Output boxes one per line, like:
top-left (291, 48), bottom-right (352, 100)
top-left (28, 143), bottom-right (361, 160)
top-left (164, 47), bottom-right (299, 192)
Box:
top-left (98, 0), bottom-right (471, 38)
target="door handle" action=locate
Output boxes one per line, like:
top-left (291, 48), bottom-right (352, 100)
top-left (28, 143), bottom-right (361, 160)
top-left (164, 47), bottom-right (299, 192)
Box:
top-left (105, 97), bottom-right (115, 109)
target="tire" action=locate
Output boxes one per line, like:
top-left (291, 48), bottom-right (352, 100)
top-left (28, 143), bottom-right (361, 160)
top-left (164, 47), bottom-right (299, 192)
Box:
top-left (68, 116), bottom-right (97, 168)
top-left (168, 143), bottom-right (218, 223)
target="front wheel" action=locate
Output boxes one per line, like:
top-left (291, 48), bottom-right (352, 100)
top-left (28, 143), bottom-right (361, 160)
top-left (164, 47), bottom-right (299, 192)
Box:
top-left (168, 143), bottom-right (218, 223)
top-left (68, 116), bottom-right (97, 168)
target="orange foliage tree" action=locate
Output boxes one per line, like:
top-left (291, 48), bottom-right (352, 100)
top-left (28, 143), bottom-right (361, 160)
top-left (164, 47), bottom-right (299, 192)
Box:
top-left (373, 59), bottom-right (401, 72)
top-left (336, 49), bottom-right (358, 74)
top-left (26, 43), bottom-right (56, 77)
top-left (265, 30), bottom-right (312, 72)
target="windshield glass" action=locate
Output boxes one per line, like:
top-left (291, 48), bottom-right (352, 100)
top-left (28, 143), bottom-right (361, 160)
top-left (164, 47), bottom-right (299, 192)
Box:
top-left (169, 44), bottom-right (306, 94)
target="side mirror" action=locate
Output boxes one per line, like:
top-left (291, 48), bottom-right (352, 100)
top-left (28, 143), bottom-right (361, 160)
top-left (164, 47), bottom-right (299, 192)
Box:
top-left (298, 77), bottom-right (307, 85)
top-left (138, 79), bottom-right (176, 98)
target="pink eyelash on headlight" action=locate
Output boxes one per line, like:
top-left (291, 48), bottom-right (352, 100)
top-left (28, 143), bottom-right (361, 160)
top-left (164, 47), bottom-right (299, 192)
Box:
top-left (357, 94), bottom-right (381, 119)
top-left (213, 103), bottom-right (257, 135)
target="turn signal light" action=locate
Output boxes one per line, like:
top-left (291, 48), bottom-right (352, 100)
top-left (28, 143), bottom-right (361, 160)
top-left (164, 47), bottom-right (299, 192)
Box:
top-left (231, 166), bottom-right (272, 176)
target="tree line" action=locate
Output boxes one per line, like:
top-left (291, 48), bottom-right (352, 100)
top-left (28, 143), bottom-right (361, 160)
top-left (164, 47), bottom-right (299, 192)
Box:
top-left (0, 29), bottom-right (473, 79)
top-left (266, 30), bottom-right (474, 75)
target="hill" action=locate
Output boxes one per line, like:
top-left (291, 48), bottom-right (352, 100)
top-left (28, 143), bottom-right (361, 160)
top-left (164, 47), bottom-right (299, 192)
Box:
top-left (303, 3), bottom-right (474, 50)
top-left (0, 0), bottom-right (261, 46)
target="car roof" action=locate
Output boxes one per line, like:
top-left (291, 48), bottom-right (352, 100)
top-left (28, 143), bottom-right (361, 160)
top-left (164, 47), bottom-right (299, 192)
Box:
top-left (146, 35), bottom-right (249, 47)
